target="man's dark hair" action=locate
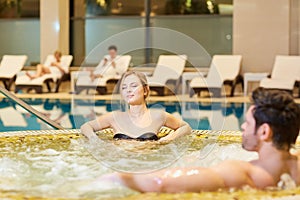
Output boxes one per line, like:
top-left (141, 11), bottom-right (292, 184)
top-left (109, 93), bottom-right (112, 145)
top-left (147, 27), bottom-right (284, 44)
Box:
top-left (108, 45), bottom-right (117, 51)
top-left (252, 88), bottom-right (300, 150)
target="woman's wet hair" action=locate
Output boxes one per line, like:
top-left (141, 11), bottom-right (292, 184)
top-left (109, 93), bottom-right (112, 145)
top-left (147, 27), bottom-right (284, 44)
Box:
top-left (252, 88), bottom-right (300, 150)
top-left (119, 71), bottom-right (150, 99)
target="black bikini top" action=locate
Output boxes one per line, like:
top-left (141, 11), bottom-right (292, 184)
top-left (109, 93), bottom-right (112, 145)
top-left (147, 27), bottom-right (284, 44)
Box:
top-left (113, 132), bottom-right (159, 141)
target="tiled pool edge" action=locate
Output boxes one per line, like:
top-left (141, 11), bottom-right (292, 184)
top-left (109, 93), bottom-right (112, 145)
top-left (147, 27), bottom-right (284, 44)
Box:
top-left (1, 129), bottom-right (299, 144)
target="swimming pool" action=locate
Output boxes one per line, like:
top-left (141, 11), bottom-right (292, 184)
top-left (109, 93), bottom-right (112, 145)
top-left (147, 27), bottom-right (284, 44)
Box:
top-left (1, 97), bottom-right (300, 199)
top-left (0, 98), bottom-right (245, 132)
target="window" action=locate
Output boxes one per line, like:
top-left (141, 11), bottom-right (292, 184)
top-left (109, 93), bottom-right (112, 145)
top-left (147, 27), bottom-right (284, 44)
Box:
top-left (83, 0), bottom-right (233, 17)
top-left (0, 0), bottom-right (39, 18)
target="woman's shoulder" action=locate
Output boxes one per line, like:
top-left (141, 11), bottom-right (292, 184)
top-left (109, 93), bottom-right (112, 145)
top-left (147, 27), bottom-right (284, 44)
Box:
top-left (149, 109), bottom-right (167, 119)
top-left (98, 111), bottom-right (125, 123)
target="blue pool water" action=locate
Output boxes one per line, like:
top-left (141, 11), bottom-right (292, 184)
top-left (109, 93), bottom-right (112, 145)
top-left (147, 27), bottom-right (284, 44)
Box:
top-left (0, 98), bottom-right (246, 132)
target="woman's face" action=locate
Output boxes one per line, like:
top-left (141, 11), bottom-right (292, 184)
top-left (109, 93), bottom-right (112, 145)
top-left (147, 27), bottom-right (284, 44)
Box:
top-left (121, 74), bottom-right (146, 105)
top-left (54, 52), bottom-right (61, 61)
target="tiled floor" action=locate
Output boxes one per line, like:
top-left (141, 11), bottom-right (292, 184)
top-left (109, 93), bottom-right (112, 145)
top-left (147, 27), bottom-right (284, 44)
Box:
top-left (1, 92), bottom-right (298, 103)
top-left (1, 81), bottom-right (299, 103)
top-left (12, 92), bottom-right (248, 101)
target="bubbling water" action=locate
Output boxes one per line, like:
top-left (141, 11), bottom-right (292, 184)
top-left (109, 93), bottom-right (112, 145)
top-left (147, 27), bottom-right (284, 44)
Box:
top-left (0, 133), bottom-right (297, 199)
top-left (81, 134), bottom-right (193, 173)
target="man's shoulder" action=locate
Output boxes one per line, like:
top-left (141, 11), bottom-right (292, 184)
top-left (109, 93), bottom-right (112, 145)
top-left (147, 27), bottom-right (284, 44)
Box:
top-left (214, 159), bottom-right (254, 173)
top-left (218, 159), bottom-right (251, 167)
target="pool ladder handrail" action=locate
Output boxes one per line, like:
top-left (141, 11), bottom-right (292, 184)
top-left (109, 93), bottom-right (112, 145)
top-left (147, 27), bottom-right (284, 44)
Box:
top-left (0, 86), bottom-right (64, 130)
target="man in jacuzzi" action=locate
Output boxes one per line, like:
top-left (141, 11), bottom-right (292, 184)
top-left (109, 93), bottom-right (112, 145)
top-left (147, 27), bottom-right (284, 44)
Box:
top-left (102, 88), bottom-right (300, 192)
top-left (81, 71), bottom-right (192, 141)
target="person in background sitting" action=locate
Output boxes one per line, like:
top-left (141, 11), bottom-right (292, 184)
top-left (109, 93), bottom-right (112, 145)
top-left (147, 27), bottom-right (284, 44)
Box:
top-left (90, 45), bottom-right (121, 81)
top-left (26, 50), bottom-right (65, 79)
top-left (100, 88), bottom-right (300, 192)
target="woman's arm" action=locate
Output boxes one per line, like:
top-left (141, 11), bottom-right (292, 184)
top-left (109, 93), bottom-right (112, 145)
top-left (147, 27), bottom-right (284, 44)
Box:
top-left (159, 112), bottom-right (192, 141)
top-left (80, 113), bottom-right (113, 139)
top-left (51, 62), bottom-right (66, 74)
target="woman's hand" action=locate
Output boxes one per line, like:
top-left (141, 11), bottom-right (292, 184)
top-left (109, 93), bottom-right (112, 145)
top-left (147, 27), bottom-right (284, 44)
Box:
top-left (80, 113), bottom-right (113, 139)
top-left (51, 62), bottom-right (65, 73)
top-left (51, 62), bottom-right (59, 67)
top-left (158, 134), bottom-right (174, 143)
top-left (163, 112), bottom-right (192, 140)
top-left (81, 122), bottom-right (97, 139)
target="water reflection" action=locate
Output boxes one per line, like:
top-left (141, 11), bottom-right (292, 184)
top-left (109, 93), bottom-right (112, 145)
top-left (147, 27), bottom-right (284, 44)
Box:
top-left (181, 101), bottom-right (244, 130)
top-left (0, 98), bottom-right (247, 131)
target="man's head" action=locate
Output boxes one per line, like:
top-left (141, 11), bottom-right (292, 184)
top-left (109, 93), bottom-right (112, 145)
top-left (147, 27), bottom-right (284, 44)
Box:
top-left (241, 88), bottom-right (300, 151)
top-left (108, 45), bottom-right (117, 58)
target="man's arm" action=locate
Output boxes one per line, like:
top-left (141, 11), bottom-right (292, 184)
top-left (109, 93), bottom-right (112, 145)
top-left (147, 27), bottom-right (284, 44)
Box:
top-left (118, 167), bottom-right (225, 193)
top-left (115, 161), bottom-right (256, 193)
top-left (90, 73), bottom-right (103, 81)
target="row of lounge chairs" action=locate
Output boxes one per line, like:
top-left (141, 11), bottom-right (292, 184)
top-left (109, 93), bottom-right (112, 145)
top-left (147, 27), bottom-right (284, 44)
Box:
top-left (75, 54), bottom-right (242, 97)
top-left (0, 54), bottom-right (299, 97)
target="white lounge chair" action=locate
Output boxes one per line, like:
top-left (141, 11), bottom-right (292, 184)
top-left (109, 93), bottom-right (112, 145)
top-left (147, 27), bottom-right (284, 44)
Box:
top-left (147, 55), bottom-right (187, 96)
top-left (75, 55), bottom-right (132, 95)
top-left (259, 55), bottom-right (300, 96)
top-left (15, 55), bottom-right (73, 93)
top-left (0, 55), bottom-right (28, 90)
top-left (189, 55), bottom-right (242, 97)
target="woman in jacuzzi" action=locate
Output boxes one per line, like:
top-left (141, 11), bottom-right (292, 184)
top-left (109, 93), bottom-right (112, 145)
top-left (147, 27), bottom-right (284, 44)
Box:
top-left (81, 71), bottom-right (191, 141)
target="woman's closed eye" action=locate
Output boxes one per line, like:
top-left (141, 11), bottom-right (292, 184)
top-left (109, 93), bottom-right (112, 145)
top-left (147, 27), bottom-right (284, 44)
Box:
top-left (129, 81), bottom-right (139, 87)
top-left (122, 81), bottom-right (140, 91)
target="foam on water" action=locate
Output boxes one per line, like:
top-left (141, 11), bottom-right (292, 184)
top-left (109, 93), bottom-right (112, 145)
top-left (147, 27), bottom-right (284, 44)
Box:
top-left (80, 134), bottom-right (193, 173)
top-left (0, 137), bottom-right (270, 199)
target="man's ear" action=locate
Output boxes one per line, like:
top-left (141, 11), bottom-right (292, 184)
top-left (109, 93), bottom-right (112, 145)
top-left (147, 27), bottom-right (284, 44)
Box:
top-left (258, 123), bottom-right (272, 141)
